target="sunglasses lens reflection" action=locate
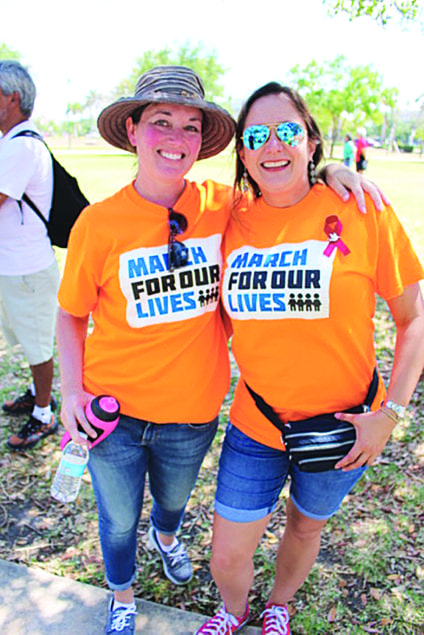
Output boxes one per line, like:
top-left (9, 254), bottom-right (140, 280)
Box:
top-left (276, 122), bottom-right (304, 146)
top-left (168, 209), bottom-right (189, 271)
top-left (169, 211), bottom-right (188, 235)
top-left (169, 241), bottom-right (189, 269)
top-left (243, 125), bottom-right (270, 151)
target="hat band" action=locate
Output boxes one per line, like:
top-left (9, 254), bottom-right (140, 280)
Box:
top-left (147, 87), bottom-right (202, 100)
top-left (136, 72), bottom-right (205, 101)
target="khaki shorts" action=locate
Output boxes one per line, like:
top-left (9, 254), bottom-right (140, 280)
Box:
top-left (0, 260), bottom-right (60, 365)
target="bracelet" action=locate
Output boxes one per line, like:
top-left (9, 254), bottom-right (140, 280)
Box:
top-left (385, 400), bottom-right (406, 419)
top-left (380, 405), bottom-right (400, 425)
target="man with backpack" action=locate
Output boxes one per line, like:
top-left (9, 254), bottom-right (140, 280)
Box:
top-left (0, 60), bottom-right (59, 450)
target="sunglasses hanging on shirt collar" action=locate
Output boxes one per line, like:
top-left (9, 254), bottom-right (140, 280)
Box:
top-left (168, 209), bottom-right (189, 272)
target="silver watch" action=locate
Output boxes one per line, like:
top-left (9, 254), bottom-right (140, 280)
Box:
top-left (384, 400), bottom-right (406, 419)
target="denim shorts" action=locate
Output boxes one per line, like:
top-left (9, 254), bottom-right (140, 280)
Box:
top-left (215, 423), bottom-right (366, 522)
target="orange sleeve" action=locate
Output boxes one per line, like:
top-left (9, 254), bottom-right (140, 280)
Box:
top-left (58, 204), bottom-right (105, 317)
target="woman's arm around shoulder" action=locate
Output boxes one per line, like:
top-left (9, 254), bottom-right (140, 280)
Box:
top-left (321, 163), bottom-right (390, 214)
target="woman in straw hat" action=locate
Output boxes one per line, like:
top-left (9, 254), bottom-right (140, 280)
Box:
top-left (56, 66), bottom-right (386, 635)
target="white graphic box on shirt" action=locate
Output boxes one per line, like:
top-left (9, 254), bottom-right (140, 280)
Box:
top-left (223, 240), bottom-right (335, 320)
top-left (119, 234), bottom-right (222, 327)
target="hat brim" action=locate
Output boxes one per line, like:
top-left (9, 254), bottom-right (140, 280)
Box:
top-left (97, 94), bottom-right (235, 160)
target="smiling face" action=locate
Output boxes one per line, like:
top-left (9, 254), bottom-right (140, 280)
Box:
top-left (126, 102), bottom-right (203, 204)
top-left (240, 93), bottom-right (316, 208)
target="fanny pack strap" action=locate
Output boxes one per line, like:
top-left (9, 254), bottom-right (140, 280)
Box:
top-left (361, 367), bottom-right (379, 410)
top-left (244, 383), bottom-right (286, 433)
top-left (245, 367), bottom-right (379, 433)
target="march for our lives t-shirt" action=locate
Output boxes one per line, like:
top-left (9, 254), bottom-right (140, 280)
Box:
top-left (222, 184), bottom-right (424, 449)
top-left (59, 180), bottom-right (232, 423)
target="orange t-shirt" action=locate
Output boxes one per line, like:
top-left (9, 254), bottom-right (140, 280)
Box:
top-left (58, 180), bottom-right (232, 423)
top-left (222, 184), bottom-right (424, 449)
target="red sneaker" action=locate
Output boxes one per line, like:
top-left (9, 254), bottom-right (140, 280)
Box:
top-left (196, 604), bottom-right (250, 634)
top-left (261, 603), bottom-right (291, 634)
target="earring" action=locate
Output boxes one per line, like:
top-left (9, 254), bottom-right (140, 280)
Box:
top-left (241, 169), bottom-right (250, 193)
top-left (308, 160), bottom-right (317, 186)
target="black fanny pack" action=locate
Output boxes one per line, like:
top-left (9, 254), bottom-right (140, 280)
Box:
top-left (245, 368), bottom-right (379, 473)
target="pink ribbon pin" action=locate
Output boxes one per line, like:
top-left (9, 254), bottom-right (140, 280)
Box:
top-left (323, 215), bottom-right (350, 257)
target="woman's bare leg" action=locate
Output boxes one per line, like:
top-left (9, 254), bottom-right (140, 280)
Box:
top-left (210, 511), bottom-right (270, 616)
top-left (269, 498), bottom-right (327, 605)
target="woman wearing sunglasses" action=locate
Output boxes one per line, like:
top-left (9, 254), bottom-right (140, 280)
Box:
top-left (56, 65), bottom-right (387, 635)
top-left (196, 83), bottom-right (424, 634)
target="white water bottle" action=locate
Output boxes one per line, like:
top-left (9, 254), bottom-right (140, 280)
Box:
top-left (51, 436), bottom-right (89, 503)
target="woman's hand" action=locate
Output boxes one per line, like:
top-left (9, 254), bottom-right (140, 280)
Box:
top-left (336, 284), bottom-right (424, 471)
top-left (60, 389), bottom-right (97, 447)
top-left (334, 409), bottom-right (396, 471)
top-left (321, 164), bottom-right (390, 213)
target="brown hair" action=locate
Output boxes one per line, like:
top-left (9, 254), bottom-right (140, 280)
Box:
top-left (234, 82), bottom-right (324, 198)
top-left (130, 105), bottom-right (148, 124)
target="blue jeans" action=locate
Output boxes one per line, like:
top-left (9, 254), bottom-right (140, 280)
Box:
top-left (215, 423), bottom-right (366, 522)
top-left (88, 413), bottom-right (218, 590)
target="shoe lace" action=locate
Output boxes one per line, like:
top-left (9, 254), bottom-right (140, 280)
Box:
top-left (15, 390), bottom-right (33, 404)
top-left (5, 389), bottom-right (33, 411)
top-left (18, 416), bottom-right (42, 439)
top-left (110, 605), bottom-right (136, 632)
top-left (167, 542), bottom-right (188, 567)
top-left (200, 605), bottom-right (242, 634)
top-left (261, 605), bottom-right (290, 634)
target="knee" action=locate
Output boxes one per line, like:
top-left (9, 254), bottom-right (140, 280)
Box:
top-left (286, 500), bottom-right (326, 542)
top-left (100, 506), bottom-right (139, 537)
top-left (210, 544), bottom-right (249, 575)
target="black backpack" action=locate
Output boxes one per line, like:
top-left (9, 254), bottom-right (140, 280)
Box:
top-left (13, 130), bottom-right (90, 248)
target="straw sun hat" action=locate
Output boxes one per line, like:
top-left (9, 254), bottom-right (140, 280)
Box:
top-left (97, 65), bottom-right (235, 160)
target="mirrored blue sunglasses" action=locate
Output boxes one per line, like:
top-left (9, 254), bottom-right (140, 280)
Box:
top-left (242, 121), bottom-right (305, 151)
top-left (168, 208), bottom-right (189, 272)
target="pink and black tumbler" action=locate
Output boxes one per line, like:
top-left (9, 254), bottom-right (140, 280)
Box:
top-left (60, 395), bottom-right (120, 450)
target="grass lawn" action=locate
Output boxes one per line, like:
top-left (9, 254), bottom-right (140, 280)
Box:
top-left (0, 147), bottom-right (423, 633)
top-left (328, 147), bottom-right (424, 258)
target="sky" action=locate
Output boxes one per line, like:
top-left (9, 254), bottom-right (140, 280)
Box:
top-left (1, 0), bottom-right (423, 121)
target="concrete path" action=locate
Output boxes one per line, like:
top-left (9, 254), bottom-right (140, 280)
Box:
top-left (0, 559), bottom-right (261, 634)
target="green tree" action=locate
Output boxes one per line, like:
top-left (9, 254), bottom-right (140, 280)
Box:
top-left (66, 101), bottom-right (85, 146)
top-left (287, 56), bottom-right (398, 156)
top-left (83, 90), bottom-right (105, 131)
top-left (406, 96), bottom-right (424, 153)
top-left (114, 43), bottom-right (228, 106)
top-left (379, 86), bottom-right (399, 148)
top-left (323, 0), bottom-right (422, 25)
top-left (0, 43), bottom-right (21, 60)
